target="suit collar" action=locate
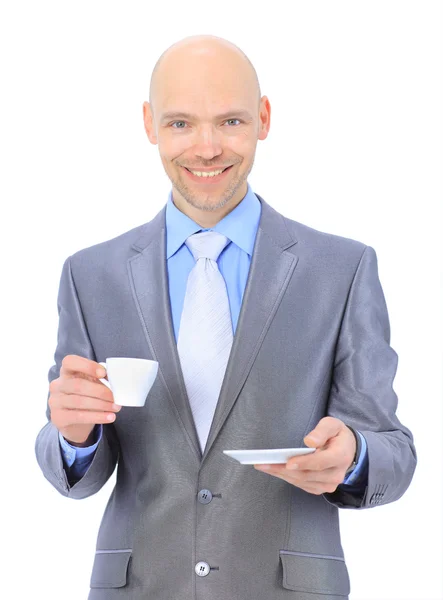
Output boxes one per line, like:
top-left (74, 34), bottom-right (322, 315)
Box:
top-left (164, 182), bottom-right (262, 259)
top-left (131, 186), bottom-right (297, 254)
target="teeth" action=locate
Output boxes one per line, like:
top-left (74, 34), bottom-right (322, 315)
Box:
top-left (188, 168), bottom-right (226, 177)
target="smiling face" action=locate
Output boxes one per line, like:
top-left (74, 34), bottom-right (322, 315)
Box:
top-left (143, 36), bottom-right (271, 227)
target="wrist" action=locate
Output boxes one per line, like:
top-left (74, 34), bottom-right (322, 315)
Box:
top-left (64, 427), bottom-right (96, 447)
top-left (345, 426), bottom-right (361, 474)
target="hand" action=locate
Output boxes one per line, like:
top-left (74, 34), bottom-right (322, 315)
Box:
top-left (49, 355), bottom-right (121, 445)
top-left (254, 417), bottom-right (357, 495)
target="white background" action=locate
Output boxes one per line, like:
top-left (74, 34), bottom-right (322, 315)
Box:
top-left (1, 1), bottom-right (441, 599)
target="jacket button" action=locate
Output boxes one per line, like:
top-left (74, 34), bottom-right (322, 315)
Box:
top-left (197, 489), bottom-right (213, 504)
top-left (195, 561), bottom-right (211, 577)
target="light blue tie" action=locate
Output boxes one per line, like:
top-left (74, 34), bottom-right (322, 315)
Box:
top-left (177, 230), bottom-right (233, 453)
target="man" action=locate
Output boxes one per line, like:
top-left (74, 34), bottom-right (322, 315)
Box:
top-left (35, 34), bottom-right (417, 599)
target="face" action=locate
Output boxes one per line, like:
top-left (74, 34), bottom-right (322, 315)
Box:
top-left (143, 46), bottom-right (270, 224)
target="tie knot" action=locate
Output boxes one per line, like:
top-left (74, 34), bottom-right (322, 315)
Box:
top-left (185, 230), bottom-right (231, 263)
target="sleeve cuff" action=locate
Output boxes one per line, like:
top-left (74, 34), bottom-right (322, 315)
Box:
top-left (58, 425), bottom-right (103, 468)
top-left (341, 431), bottom-right (368, 486)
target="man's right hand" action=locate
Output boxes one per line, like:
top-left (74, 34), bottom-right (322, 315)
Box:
top-left (49, 355), bottom-right (121, 446)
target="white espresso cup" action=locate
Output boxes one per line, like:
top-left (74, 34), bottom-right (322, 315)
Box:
top-left (98, 357), bottom-right (159, 407)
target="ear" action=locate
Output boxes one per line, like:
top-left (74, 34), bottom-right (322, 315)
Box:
top-left (258, 96), bottom-right (271, 141)
top-left (143, 102), bottom-right (158, 144)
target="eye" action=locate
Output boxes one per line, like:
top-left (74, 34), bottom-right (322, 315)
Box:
top-left (170, 118), bottom-right (242, 129)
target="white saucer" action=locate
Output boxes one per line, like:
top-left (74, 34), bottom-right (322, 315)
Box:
top-left (223, 448), bottom-right (316, 465)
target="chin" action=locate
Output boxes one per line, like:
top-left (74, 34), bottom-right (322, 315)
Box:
top-left (186, 193), bottom-right (231, 212)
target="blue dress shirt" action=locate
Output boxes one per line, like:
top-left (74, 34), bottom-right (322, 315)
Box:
top-left (59, 182), bottom-right (368, 487)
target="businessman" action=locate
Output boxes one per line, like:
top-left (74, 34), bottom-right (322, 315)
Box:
top-left (35, 34), bottom-right (416, 599)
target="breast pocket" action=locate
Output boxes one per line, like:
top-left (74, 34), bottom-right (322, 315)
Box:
top-left (279, 550), bottom-right (350, 596)
top-left (90, 549), bottom-right (132, 589)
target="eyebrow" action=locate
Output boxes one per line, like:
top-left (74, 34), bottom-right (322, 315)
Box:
top-left (160, 110), bottom-right (253, 123)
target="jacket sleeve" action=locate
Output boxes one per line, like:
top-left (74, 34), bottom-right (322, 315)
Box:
top-left (34, 256), bottom-right (119, 499)
top-left (323, 245), bottom-right (417, 509)
top-left (58, 425), bottom-right (102, 477)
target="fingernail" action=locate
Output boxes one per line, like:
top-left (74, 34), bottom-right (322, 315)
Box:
top-left (287, 463), bottom-right (298, 470)
top-left (96, 368), bottom-right (106, 377)
top-left (306, 435), bottom-right (319, 444)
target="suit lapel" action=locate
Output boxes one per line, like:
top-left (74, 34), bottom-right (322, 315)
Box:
top-left (128, 193), bottom-right (299, 463)
top-left (202, 194), bottom-right (299, 461)
top-left (128, 207), bottom-right (202, 461)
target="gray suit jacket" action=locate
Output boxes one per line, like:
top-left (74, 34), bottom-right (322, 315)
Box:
top-left (35, 192), bottom-right (416, 599)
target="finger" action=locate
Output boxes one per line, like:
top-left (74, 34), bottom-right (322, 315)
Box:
top-left (303, 416), bottom-right (343, 448)
top-left (256, 463), bottom-right (342, 481)
top-left (58, 377), bottom-right (115, 403)
top-left (287, 479), bottom-right (337, 495)
top-left (301, 482), bottom-right (339, 495)
top-left (254, 466), bottom-right (343, 492)
top-left (55, 408), bottom-right (117, 428)
top-left (288, 466), bottom-right (345, 485)
top-left (51, 393), bottom-right (121, 413)
top-left (286, 447), bottom-right (340, 471)
top-left (60, 355), bottom-right (106, 379)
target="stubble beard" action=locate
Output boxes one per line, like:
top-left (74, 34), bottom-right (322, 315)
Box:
top-left (171, 159), bottom-right (253, 212)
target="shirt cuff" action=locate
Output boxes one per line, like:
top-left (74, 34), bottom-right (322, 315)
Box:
top-left (58, 425), bottom-right (103, 468)
top-left (341, 431), bottom-right (368, 486)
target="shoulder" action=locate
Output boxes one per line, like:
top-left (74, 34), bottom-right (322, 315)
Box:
top-left (258, 194), bottom-right (369, 263)
top-left (281, 214), bottom-right (370, 270)
top-left (68, 222), bottom-right (148, 272)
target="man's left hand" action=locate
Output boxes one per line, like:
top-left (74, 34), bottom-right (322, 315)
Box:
top-left (254, 417), bottom-right (357, 495)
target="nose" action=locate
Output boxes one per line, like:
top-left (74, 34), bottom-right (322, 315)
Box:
top-left (193, 124), bottom-right (223, 160)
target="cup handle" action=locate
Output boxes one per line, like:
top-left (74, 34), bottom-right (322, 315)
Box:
top-left (98, 362), bottom-right (112, 390)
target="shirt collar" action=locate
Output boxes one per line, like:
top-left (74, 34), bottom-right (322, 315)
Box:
top-left (165, 181), bottom-right (261, 259)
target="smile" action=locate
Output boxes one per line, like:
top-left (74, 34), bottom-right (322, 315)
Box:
top-left (182, 165), bottom-right (233, 183)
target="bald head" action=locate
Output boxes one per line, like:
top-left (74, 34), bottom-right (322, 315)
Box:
top-left (149, 35), bottom-right (261, 120)
top-left (142, 34), bottom-right (270, 228)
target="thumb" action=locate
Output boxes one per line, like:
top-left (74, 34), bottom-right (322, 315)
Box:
top-left (304, 417), bottom-right (343, 448)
